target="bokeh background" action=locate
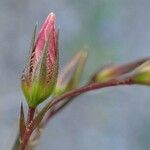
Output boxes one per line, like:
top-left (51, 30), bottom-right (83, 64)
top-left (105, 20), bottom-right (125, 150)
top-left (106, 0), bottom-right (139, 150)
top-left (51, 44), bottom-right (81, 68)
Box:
top-left (0, 0), bottom-right (150, 149)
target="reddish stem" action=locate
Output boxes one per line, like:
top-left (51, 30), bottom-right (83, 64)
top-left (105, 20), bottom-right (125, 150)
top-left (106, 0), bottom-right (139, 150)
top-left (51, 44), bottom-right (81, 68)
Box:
top-left (47, 78), bottom-right (134, 112)
top-left (19, 107), bottom-right (35, 150)
top-left (27, 107), bottom-right (36, 125)
top-left (32, 78), bottom-right (134, 131)
top-left (19, 78), bottom-right (134, 150)
top-left (43, 95), bottom-right (76, 127)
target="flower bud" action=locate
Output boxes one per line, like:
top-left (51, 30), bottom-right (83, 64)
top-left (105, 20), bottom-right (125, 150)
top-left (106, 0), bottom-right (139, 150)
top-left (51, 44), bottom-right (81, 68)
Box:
top-left (92, 65), bottom-right (118, 83)
top-left (21, 13), bottom-right (58, 108)
top-left (91, 58), bottom-right (148, 83)
top-left (131, 60), bottom-right (150, 85)
top-left (55, 51), bottom-right (87, 96)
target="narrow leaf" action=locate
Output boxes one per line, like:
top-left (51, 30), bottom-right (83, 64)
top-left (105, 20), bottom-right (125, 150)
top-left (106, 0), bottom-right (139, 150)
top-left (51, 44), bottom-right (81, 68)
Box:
top-left (19, 103), bottom-right (26, 140)
top-left (24, 23), bottom-right (38, 76)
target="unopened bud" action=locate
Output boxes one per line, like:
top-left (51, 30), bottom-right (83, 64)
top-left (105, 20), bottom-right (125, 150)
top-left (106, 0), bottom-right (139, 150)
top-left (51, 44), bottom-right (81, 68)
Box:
top-left (131, 60), bottom-right (150, 85)
top-left (21, 13), bottom-right (58, 107)
top-left (55, 51), bottom-right (87, 96)
top-left (92, 58), bottom-right (148, 83)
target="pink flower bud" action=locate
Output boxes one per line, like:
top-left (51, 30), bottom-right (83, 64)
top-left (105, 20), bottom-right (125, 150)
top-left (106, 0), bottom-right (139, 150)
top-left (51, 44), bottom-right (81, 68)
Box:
top-left (21, 13), bottom-right (58, 108)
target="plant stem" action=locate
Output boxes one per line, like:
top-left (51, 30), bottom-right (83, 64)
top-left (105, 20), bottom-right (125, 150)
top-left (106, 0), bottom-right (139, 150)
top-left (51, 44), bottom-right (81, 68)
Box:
top-left (19, 78), bottom-right (134, 150)
top-left (32, 78), bottom-right (134, 131)
top-left (45, 78), bottom-right (134, 114)
top-left (27, 98), bottom-right (74, 149)
top-left (19, 107), bottom-right (36, 150)
top-left (27, 107), bottom-right (36, 125)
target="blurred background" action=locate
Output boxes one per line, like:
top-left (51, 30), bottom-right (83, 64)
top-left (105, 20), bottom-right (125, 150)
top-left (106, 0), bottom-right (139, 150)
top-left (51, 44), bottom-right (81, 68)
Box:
top-left (0, 0), bottom-right (150, 149)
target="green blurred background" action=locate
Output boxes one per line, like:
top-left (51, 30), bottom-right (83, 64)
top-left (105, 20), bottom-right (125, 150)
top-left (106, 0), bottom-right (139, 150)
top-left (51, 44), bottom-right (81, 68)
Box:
top-left (0, 0), bottom-right (150, 149)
